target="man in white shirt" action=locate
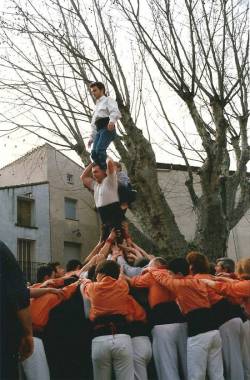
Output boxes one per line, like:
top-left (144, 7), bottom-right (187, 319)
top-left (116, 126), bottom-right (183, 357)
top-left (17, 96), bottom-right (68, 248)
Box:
top-left (88, 82), bottom-right (121, 170)
top-left (80, 158), bottom-right (125, 243)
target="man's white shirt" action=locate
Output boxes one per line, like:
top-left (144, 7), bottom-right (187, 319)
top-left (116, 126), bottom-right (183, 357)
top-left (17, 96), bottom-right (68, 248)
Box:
top-left (91, 171), bottom-right (119, 208)
top-left (90, 95), bottom-right (121, 140)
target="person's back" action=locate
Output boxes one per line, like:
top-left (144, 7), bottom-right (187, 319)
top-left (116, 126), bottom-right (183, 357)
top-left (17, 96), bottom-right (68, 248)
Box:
top-left (80, 260), bottom-right (146, 380)
top-left (152, 258), bottom-right (224, 380)
top-left (130, 258), bottom-right (187, 380)
top-left (44, 286), bottom-right (93, 380)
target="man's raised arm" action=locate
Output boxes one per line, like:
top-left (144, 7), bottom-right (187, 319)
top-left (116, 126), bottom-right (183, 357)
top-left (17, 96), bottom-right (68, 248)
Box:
top-left (80, 162), bottom-right (94, 189)
top-left (107, 157), bottom-right (115, 175)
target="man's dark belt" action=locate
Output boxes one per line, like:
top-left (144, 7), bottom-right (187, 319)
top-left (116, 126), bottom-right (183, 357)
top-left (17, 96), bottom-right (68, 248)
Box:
top-left (95, 117), bottom-right (110, 130)
top-left (129, 321), bottom-right (150, 338)
top-left (92, 314), bottom-right (129, 338)
top-left (150, 301), bottom-right (186, 327)
top-left (186, 307), bottom-right (216, 337)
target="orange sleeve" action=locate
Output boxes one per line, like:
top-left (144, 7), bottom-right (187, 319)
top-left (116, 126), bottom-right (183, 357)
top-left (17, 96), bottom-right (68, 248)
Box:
top-left (214, 281), bottom-right (250, 299)
top-left (61, 281), bottom-right (78, 300)
top-left (129, 272), bottom-right (152, 288)
top-left (52, 278), bottom-right (65, 287)
top-left (31, 294), bottom-right (63, 328)
top-left (152, 272), bottom-right (180, 294)
top-left (81, 279), bottom-right (95, 299)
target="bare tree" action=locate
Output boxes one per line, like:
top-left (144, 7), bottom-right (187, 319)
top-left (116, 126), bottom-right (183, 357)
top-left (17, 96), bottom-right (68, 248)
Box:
top-left (116, 0), bottom-right (250, 258)
top-left (0, 0), bottom-right (188, 255)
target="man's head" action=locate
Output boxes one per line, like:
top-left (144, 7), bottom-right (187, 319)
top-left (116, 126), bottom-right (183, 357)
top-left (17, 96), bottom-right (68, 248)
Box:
top-left (95, 260), bottom-right (120, 281)
top-left (49, 262), bottom-right (65, 278)
top-left (66, 259), bottom-right (82, 273)
top-left (90, 81), bottom-right (106, 100)
top-left (168, 258), bottom-right (189, 276)
top-left (92, 164), bottom-right (107, 183)
top-left (215, 258), bottom-right (235, 274)
top-left (148, 257), bottom-right (168, 269)
top-left (186, 251), bottom-right (209, 275)
top-left (37, 265), bottom-right (55, 283)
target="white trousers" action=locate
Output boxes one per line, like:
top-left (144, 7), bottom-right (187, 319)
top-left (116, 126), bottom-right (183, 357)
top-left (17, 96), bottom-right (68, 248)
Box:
top-left (132, 336), bottom-right (152, 380)
top-left (187, 330), bottom-right (224, 380)
top-left (219, 317), bottom-right (244, 380)
top-left (21, 337), bottom-right (50, 380)
top-left (152, 323), bottom-right (188, 380)
top-left (91, 334), bottom-right (134, 380)
top-left (242, 320), bottom-right (250, 380)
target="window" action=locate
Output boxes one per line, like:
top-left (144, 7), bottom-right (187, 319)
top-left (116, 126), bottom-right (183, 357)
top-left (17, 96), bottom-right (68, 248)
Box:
top-left (64, 242), bottom-right (81, 266)
top-left (17, 239), bottom-right (35, 282)
top-left (66, 174), bottom-right (74, 184)
top-left (65, 198), bottom-right (77, 220)
top-left (17, 197), bottom-right (35, 227)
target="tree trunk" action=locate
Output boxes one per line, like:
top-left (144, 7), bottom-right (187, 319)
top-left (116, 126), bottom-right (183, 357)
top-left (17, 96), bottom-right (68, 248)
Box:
top-left (194, 193), bottom-right (230, 260)
top-left (115, 110), bottom-right (188, 256)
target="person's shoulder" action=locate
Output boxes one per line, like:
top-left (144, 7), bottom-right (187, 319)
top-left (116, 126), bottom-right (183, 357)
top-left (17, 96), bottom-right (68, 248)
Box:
top-left (106, 96), bottom-right (117, 104)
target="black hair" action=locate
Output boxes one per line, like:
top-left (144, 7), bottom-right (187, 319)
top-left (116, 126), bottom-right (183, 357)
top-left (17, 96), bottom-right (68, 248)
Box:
top-left (209, 262), bottom-right (216, 275)
top-left (95, 260), bottom-right (120, 280)
top-left (216, 258), bottom-right (235, 273)
top-left (48, 262), bottom-right (61, 272)
top-left (168, 258), bottom-right (189, 276)
top-left (90, 81), bottom-right (106, 95)
top-left (37, 265), bottom-right (54, 283)
top-left (186, 251), bottom-right (209, 274)
top-left (134, 258), bottom-right (150, 268)
top-left (87, 265), bottom-right (97, 281)
top-left (66, 259), bottom-right (82, 272)
top-left (153, 257), bottom-right (168, 268)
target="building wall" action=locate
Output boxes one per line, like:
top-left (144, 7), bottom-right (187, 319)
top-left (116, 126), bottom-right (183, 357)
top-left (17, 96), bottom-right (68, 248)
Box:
top-left (46, 146), bottom-right (100, 263)
top-left (0, 183), bottom-right (51, 262)
top-left (0, 146), bottom-right (48, 187)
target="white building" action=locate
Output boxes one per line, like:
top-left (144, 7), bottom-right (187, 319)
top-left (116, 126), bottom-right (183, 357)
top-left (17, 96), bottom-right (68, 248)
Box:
top-left (0, 144), bottom-right (100, 280)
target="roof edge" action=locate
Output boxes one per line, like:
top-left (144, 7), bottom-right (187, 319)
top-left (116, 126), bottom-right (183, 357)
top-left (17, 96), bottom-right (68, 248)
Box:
top-left (0, 181), bottom-right (49, 190)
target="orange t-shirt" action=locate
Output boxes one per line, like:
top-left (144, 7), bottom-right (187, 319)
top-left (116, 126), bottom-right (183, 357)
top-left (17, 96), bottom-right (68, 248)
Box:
top-left (30, 282), bottom-right (78, 330)
top-left (193, 274), bottom-right (223, 305)
top-left (151, 271), bottom-right (211, 315)
top-left (81, 276), bottom-right (146, 322)
top-left (130, 268), bottom-right (175, 308)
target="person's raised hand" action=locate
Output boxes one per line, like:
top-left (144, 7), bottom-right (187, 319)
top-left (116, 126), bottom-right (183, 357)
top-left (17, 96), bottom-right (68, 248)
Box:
top-left (111, 250), bottom-right (122, 261)
top-left (108, 228), bottom-right (116, 242)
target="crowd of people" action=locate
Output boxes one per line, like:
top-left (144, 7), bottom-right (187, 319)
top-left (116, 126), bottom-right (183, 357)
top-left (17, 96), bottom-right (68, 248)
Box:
top-left (1, 81), bottom-right (250, 380)
top-left (1, 237), bottom-right (250, 380)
